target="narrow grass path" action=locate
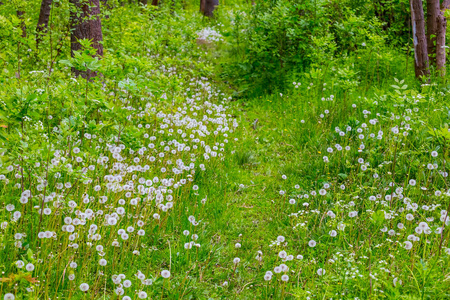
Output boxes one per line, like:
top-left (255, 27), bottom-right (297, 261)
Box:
top-left (191, 92), bottom-right (326, 297)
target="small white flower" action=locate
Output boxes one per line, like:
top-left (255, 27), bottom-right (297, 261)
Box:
top-left (161, 270), bottom-right (171, 278)
top-left (79, 283), bottom-right (89, 292)
top-left (25, 263), bottom-right (35, 272)
top-left (4, 293), bottom-right (15, 300)
top-left (404, 241), bottom-right (413, 250)
top-left (15, 260), bottom-right (24, 268)
top-left (277, 236), bottom-right (285, 243)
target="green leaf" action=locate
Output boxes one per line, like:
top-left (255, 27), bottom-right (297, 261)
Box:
top-left (59, 59), bottom-right (73, 68)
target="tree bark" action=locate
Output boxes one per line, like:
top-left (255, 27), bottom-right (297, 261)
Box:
top-left (426, 0), bottom-right (440, 66)
top-left (139, 0), bottom-right (148, 4)
top-left (410, 0), bottom-right (429, 78)
top-left (70, 0), bottom-right (104, 78)
top-left (200, 0), bottom-right (219, 17)
top-left (151, 0), bottom-right (158, 5)
top-left (36, 0), bottom-right (53, 47)
top-left (16, 10), bottom-right (27, 38)
top-left (436, 0), bottom-right (450, 74)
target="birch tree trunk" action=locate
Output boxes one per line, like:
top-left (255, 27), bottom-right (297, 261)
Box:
top-left (436, 0), bottom-right (450, 74)
top-left (410, 0), bottom-right (429, 78)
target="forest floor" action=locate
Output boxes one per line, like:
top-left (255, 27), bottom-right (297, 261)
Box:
top-left (1, 3), bottom-right (450, 300)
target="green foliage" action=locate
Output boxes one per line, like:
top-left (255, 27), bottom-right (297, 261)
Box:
top-left (219, 0), bottom-right (416, 98)
top-left (1, 0), bottom-right (450, 299)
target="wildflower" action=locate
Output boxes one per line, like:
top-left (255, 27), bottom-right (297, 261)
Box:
top-left (79, 283), bottom-right (89, 292)
top-left (308, 240), bottom-right (317, 247)
top-left (418, 222), bottom-right (428, 230)
top-left (281, 275), bottom-right (289, 282)
top-left (404, 241), bottom-right (413, 250)
top-left (25, 263), bottom-right (35, 271)
top-left (317, 268), bottom-right (325, 276)
top-left (393, 277), bottom-right (402, 286)
top-left (233, 257), bottom-right (240, 264)
top-left (280, 264), bottom-right (289, 272)
top-left (161, 270), bottom-right (171, 278)
top-left (123, 280), bottom-right (131, 288)
top-left (15, 261), bottom-right (24, 268)
top-left (4, 294), bottom-right (15, 300)
top-left (349, 211), bottom-right (358, 218)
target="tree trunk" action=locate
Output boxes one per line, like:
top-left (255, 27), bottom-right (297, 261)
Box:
top-left (426, 0), bottom-right (440, 66)
top-left (36, 0), bottom-right (53, 47)
top-left (436, 0), bottom-right (450, 74)
top-left (200, 0), bottom-right (219, 17)
top-left (139, 0), bottom-right (148, 4)
top-left (410, 0), bottom-right (429, 78)
top-left (16, 10), bottom-right (27, 38)
top-left (69, 0), bottom-right (104, 78)
top-left (151, 0), bottom-right (158, 6)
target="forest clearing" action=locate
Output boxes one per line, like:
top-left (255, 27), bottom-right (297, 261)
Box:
top-left (1, 0), bottom-right (450, 299)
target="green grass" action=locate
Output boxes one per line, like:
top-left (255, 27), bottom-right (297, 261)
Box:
top-left (1, 1), bottom-right (450, 300)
